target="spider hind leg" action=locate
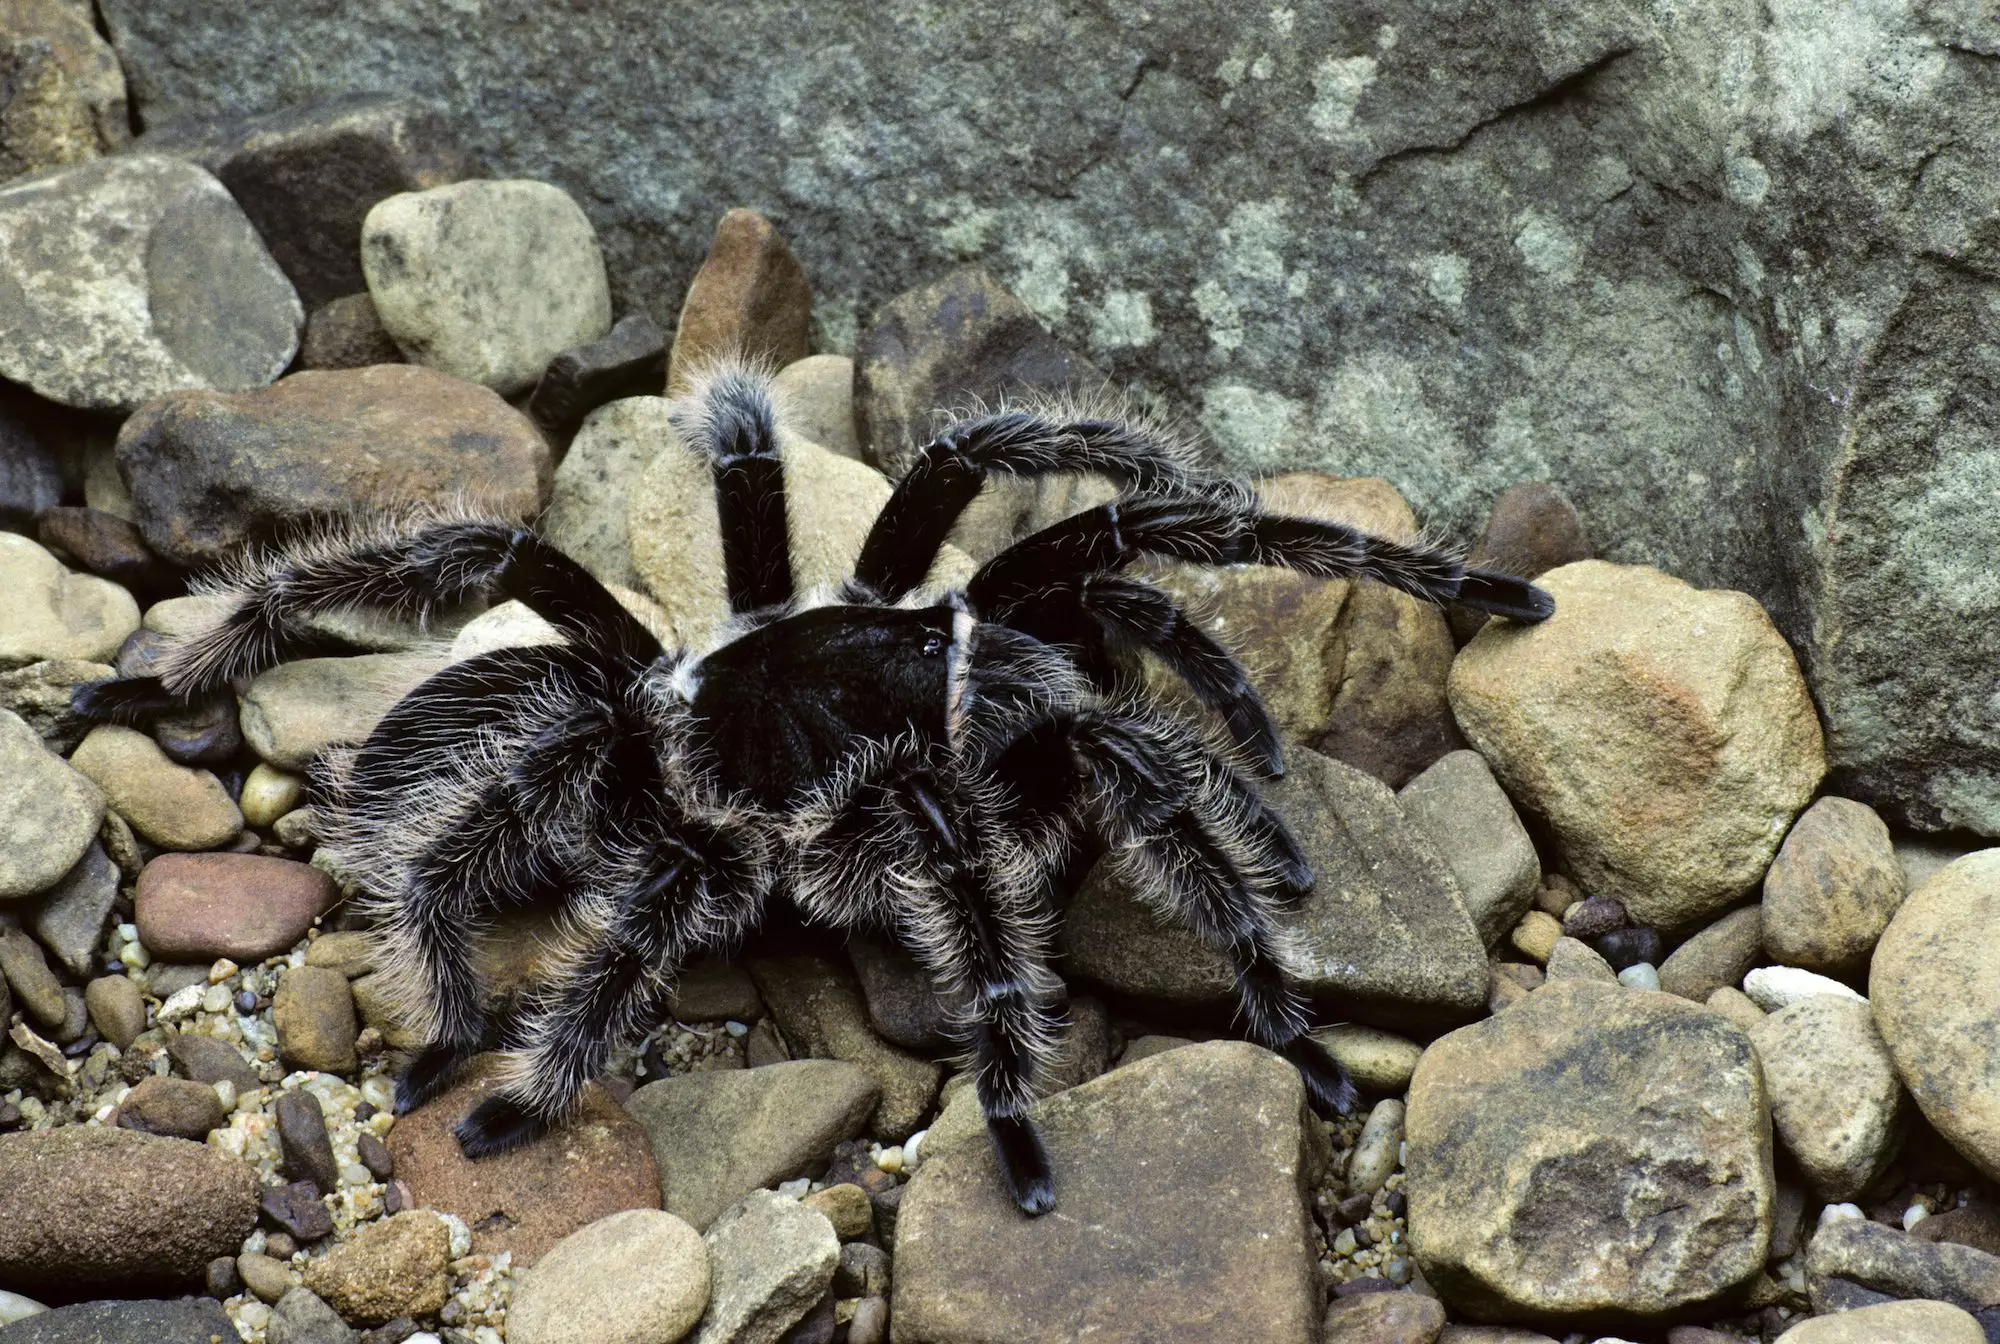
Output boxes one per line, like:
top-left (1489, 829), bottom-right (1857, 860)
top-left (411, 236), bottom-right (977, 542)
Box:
top-left (1456, 567), bottom-right (1556, 623)
top-left (987, 1112), bottom-right (1056, 1216)
top-left (1280, 1035), bottom-right (1362, 1118)
top-left (454, 1093), bottom-right (554, 1156)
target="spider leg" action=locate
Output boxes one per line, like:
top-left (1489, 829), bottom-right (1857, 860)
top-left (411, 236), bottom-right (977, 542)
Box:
top-left (72, 510), bottom-right (661, 717)
top-left (852, 407), bottom-right (1200, 602)
top-left (670, 361), bottom-right (794, 612)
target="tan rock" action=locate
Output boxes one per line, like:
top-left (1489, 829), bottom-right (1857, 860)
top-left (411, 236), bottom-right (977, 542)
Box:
top-left (1705, 986), bottom-right (1766, 1033)
top-left (69, 724), bottom-right (240, 850)
top-left (0, 707), bottom-right (103, 899)
top-left (1509, 910), bottom-right (1561, 964)
top-left (1871, 849), bottom-right (2000, 1181)
top-left (802, 1183), bottom-right (872, 1240)
top-left (1449, 561), bottom-right (1826, 929)
top-left (239, 650), bottom-right (453, 770)
top-left (1398, 749), bottom-right (1541, 947)
top-left (1322, 1290), bottom-right (1446, 1343)
top-left (0, 533), bottom-right (138, 669)
top-left (238, 763), bottom-right (304, 828)
top-left (301, 1209), bottom-right (451, 1325)
top-left (272, 965), bottom-right (357, 1074)
top-left (773, 354), bottom-right (859, 460)
top-left (117, 1074), bottom-right (227, 1140)
top-left (1311, 1024), bottom-right (1425, 1094)
top-left (506, 1209), bottom-right (711, 1344)
top-left (1659, 906), bottom-right (1763, 1001)
top-left (1543, 936), bottom-right (1617, 984)
top-left (1773, 1299), bottom-right (1984, 1344)
top-left (667, 207), bottom-right (812, 392)
top-left (84, 974), bottom-right (146, 1048)
top-left (1762, 796), bottom-right (1904, 975)
top-left (0, 0), bottom-right (129, 155)
top-left (1750, 996), bottom-right (1903, 1199)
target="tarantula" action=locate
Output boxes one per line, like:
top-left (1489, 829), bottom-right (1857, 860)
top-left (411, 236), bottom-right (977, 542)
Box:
top-left (77, 365), bottom-right (1552, 1215)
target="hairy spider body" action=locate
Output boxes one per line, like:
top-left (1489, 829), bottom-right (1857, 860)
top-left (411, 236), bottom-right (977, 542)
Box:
top-left (77, 365), bottom-right (1552, 1215)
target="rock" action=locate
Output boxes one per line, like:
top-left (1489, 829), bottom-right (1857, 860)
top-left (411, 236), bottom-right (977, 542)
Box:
top-left (67, 725), bottom-right (240, 850)
top-left (526, 312), bottom-right (668, 440)
top-left (1321, 1290), bottom-right (1448, 1344)
top-left (136, 853), bottom-right (340, 962)
top-left (1433, 1333), bottom-right (1559, 1344)
top-left (273, 965), bottom-right (359, 1074)
top-left (0, 922), bottom-right (64, 1027)
top-left (1750, 997), bottom-right (1904, 1199)
top-left (116, 364), bottom-right (551, 567)
top-left (626, 1058), bottom-right (878, 1231)
top-left (1508, 910), bottom-right (1561, 964)
top-left (847, 936), bottom-right (959, 1052)
top-left (1543, 936), bottom-right (1618, 984)
top-left (1762, 797), bottom-right (1905, 976)
top-left (387, 1053), bottom-right (660, 1265)
top-left (1449, 562), bottom-right (1826, 930)
top-left (0, 390), bottom-right (69, 536)
top-left (0, 1126), bottom-right (258, 1296)
top-left (1062, 746), bottom-right (1488, 1029)
top-left (299, 292), bottom-right (403, 370)
top-left (693, 1190), bottom-right (838, 1344)
top-left (835, 1242), bottom-right (890, 1300)
top-left (259, 1180), bottom-right (335, 1243)
top-left (1658, 907), bottom-right (1763, 1002)
top-left (1311, 1024), bottom-right (1425, 1094)
top-left (237, 1250), bottom-right (298, 1304)
top-left (167, 1029), bottom-right (262, 1093)
top-left (0, 710), bottom-right (102, 901)
top-left (138, 93), bottom-right (470, 309)
top-left (1913, 1205), bottom-right (2000, 1258)
top-left (300, 1210), bottom-right (451, 1326)
top-left (1449, 482), bottom-right (1594, 644)
top-left (0, 1299), bottom-right (240, 1344)
top-left (667, 207), bottom-right (812, 393)
top-left (773, 355), bottom-right (859, 461)
top-left (1043, 994), bottom-right (1114, 1093)
top-left (239, 650), bottom-right (455, 771)
top-left (276, 1089), bottom-right (341, 1193)
top-left (846, 1296), bottom-right (888, 1344)
top-left (265, 1286), bottom-right (355, 1344)
top-left (667, 958), bottom-right (763, 1023)
top-left (1774, 1299), bottom-right (1985, 1344)
top-left (1805, 1217), bottom-right (2000, 1317)
top-left (1397, 750), bottom-right (1540, 947)
top-left (1744, 966), bottom-right (1866, 1013)
top-left (802, 1184), bottom-right (871, 1240)
top-left (36, 506), bottom-right (178, 603)
top-left (23, 841), bottom-right (113, 978)
top-left (507, 1209), bottom-right (710, 1344)
top-left (0, 155), bottom-right (300, 412)
top-left (745, 955), bottom-right (941, 1141)
top-left (0, 32), bottom-right (97, 182)
top-left (303, 929), bottom-right (374, 978)
top-left (895, 1041), bottom-right (1321, 1343)
top-left (0, 534), bottom-right (139, 671)
top-left (1595, 927), bottom-right (1661, 972)
top-left (1405, 981), bottom-right (1771, 1322)
top-left (0, 659), bottom-right (113, 754)
top-left (361, 178), bottom-right (611, 395)
top-left (1348, 1098), bottom-right (1405, 1195)
top-left (0, 0), bottom-right (127, 154)
top-left (241, 764), bottom-right (306, 828)
top-left (118, 1074), bottom-right (227, 1139)
top-left (84, 974), bottom-right (146, 1048)
top-left (540, 395), bottom-right (664, 591)
top-left (1871, 850), bottom-right (2000, 1182)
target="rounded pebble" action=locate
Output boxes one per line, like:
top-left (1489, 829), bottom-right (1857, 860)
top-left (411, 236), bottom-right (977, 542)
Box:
top-left (1617, 963), bottom-right (1661, 991)
top-left (504, 1209), bottom-right (710, 1344)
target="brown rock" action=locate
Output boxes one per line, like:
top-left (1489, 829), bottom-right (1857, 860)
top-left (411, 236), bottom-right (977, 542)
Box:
top-left (36, 505), bottom-right (178, 600)
top-left (116, 364), bottom-right (552, 566)
top-left (1449, 482), bottom-right (1592, 645)
top-left (0, 922), bottom-right (64, 1027)
top-left (802, 1184), bottom-right (872, 1240)
top-left (302, 928), bottom-right (375, 977)
top-left (386, 1053), bottom-right (661, 1265)
top-left (666, 208), bottom-right (811, 393)
top-left (1449, 561), bottom-right (1827, 929)
top-left (85, 974), bottom-right (147, 1048)
top-left (118, 1074), bottom-right (227, 1139)
top-left (1322, 1289), bottom-right (1447, 1344)
top-left (771, 354), bottom-right (859, 459)
top-left (135, 852), bottom-right (340, 963)
top-left (299, 291), bottom-right (402, 369)
top-left (1658, 905), bottom-right (1764, 1001)
top-left (1762, 796), bottom-right (1905, 975)
top-left (272, 965), bottom-right (358, 1074)
top-left (300, 1209), bottom-right (452, 1325)
top-left (68, 723), bottom-right (241, 850)
top-left (1913, 1204), bottom-right (2000, 1258)
top-left (0, 1125), bottom-right (259, 1296)
top-left (167, 1029), bottom-right (262, 1092)
top-left (746, 954), bottom-right (941, 1141)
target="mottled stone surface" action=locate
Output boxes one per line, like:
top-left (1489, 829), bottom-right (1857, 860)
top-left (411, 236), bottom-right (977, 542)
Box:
top-left (1750, 997), bottom-right (1903, 1200)
top-left (1762, 796), bottom-right (1905, 976)
top-left (667, 207), bottom-right (812, 392)
top-left (0, 707), bottom-right (102, 900)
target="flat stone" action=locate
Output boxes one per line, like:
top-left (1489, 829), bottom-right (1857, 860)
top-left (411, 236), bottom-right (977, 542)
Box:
top-left (538, 395), bottom-right (662, 591)
top-left (36, 506), bottom-right (178, 603)
top-left (1406, 981), bottom-right (1771, 1324)
top-left (387, 1053), bottom-right (660, 1266)
top-left (0, 533), bottom-right (139, 671)
top-left (138, 92), bottom-right (471, 308)
top-left (1871, 850), bottom-right (2000, 1182)
top-left (692, 1190), bottom-right (839, 1344)
top-left (259, 1180), bottom-right (335, 1243)
top-left (0, 659), bottom-right (114, 754)
top-left (362, 178), bottom-right (612, 395)
top-left (1774, 1299), bottom-right (1985, 1344)
top-left (1805, 1217), bottom-right (2000, 1317)
top-left (1751, 997), bottom-right (1904, 1199)
top-left (166, 1028), bottom-right (262, 1092)
top-left (0, 1125), bottom-right (259, 1297)
top-left (265, 1286), bottom-right (353, 1344)
top-left (1398, 749), bottom-right (1541, 946)
top-left (895, 1041), bottom-right (1321, 1344)
top-left (1658, 906), bottom-right (1764, 1002)
top-left (526, 312), bottom-right (667, 439)
top-left (84, 974), bottom-right (146, 1048)
top-left (300, 1210), bottom-right (451, 1326)
top-left (506, 1209), bottom-right (710, 1344)
top-left (136, 852), bottom-right (340, 963)
top-left (26, 841), bottom-right (116, 977)
top-left (68, 725), bottom-right (240, 850)
top-left (1763, 796), bottom-right (1905, 977)
top-left (273, 965), bottom-right (358, 1075)
top-left (276, 1088), bottom-right (341, 1193)
top-left (848, 936), bottom-right (960, 1052)
top-left (117, 364), bottom-right (550, 567)
top-left (0, 922), bottom-right (64, 1028)
top-left (118, 1074), bottom-right (227, 1139)
top-left (667, 207), bottom-right (812, 392)
top-left (0, 155), bottom-right (300, 412)
top-left (772, 354), bottom-right (859, 460)
top-left (1449, 561), bottom-right (1826, 930)
top-left (746, 955), bottom-right (941, 1141)
top-left (0, 1298), bottom-right (239, 1344)
top-left (1542, 936), bottom-right (1618, 984)
top-left (1321, 1289), bottom-right (1448, 1344)
top-left (0, 709), bottom-right (103, 901)
top-left (1061, 746), bottom-right (1488, 1031)
top-left (626, 1059), bottom-right (879, 1231)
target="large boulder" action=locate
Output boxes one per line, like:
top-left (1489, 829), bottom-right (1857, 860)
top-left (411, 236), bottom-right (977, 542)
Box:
top-left (1449, 561), bottom-right (1826, 929)
top-left (1405, 981), bottom-right (1772, 1325)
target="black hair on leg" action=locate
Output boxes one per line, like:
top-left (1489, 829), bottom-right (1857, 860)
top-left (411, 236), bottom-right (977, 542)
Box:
top-left (669, 362), bottom-right (794, 612)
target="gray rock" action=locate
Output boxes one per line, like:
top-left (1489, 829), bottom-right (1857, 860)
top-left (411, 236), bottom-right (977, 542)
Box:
top-left (0, 390), bottom-right (67, 532)
top-left (666, 959), bottom-right (763, 1023)
top-left (526, 312), bottom-right (667, 440)
top-left (745, 955), bottom-right (941, 1141)
top-left (0, 709), bottom-right (103, 901)
top-left (1762, 796), bottom-right (1906, 976)
top-left (137, 92), bottom-right (471, 308)
top-left (540, 396), bottom-right (663, 590)
top-left (0, 661), bottom-right (112, 754)
top-left (277, 1089), bottom-right (341, 1194)
top-left (166, 1029), bottom-right (262, 1092)
top-left (264, 1286), bottom-right (356, 1344)
top-left (1805, 1217), bottom-right (2000, 1318)
top-left (848, 936), bottom-right (960, 1052)
top-left (0, 29), bottom-right (97, 195)
top-left (505, 1209), bottom-right (710, 1344)
top-left (240, 652), bottom-right (455, 771)
top-left (1397, 749), bottom-right (1541, 947)
top-left (625, 1059), bottom-right (879, 1231)
top-left (0, 922), bottom-right (64, 1027)
top-left (28, 841), bottom-right (118, 977)
top-left (772, 355), bottom-right (860, 461)
top-left (1750, 997), bottom-right (1904, 1200)
top-left (1542, 935), bottom-right (1618, 985)
top-left (692, 1190), bottom-right (839, 1344)
top-left (0, 534), bottom-right (139, 671)
top-left (1061, 745), bottom-right (1488, 1029)
top-left (0, 1298), bottom-right (239, 1344)
top-left (361, 178), bottom-right (612, 395)
top-left (0, 155), bottom-right (300, 412)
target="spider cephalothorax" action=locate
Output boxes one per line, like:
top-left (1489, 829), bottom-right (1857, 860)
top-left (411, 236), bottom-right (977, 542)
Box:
top-left (77, 365), bottom-right (1552, 1214)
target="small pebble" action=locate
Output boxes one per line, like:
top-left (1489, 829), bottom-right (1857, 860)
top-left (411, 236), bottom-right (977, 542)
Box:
top-left (265, 1232), bottom-right (297, 1259)
top-left (235, 989), bottom-right (259, 1015)
top-left (875, 1145), bottom-right (905, 1174)
top-left (1903, 1204), bottom-right (1930, 1231)
top-left (1618, 963), bottom-right (1661, 991)
top-left (206, 1255), bottom-right (241, 1299)
top-left (209, 958), bottom-right (240, 984)
top-left (1818, 1202), bottom-right (1865, 1229)
top-left (359, 1130), bottom-right (396, 1180)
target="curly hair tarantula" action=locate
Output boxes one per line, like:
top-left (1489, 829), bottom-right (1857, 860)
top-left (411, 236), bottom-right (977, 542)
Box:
top-left (77, 365), bottom-right (1552, 1215)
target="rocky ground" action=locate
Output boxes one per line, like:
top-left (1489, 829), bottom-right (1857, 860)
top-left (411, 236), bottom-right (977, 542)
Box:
top-left (1, 19), bottom-right (1998, 1344)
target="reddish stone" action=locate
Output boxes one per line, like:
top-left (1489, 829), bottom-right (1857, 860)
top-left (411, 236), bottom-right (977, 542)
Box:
top-left (666, 208), bottom-right (812, 393)
top-left (387, 1054), bottom-right (660, 1266)
top-left (136, 852), bottom-right (341, 963)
